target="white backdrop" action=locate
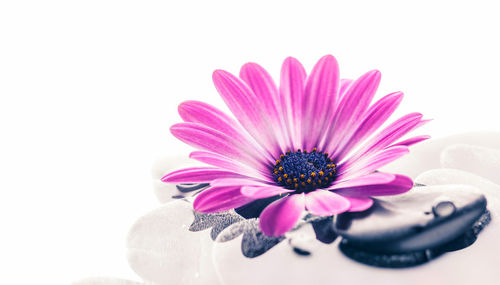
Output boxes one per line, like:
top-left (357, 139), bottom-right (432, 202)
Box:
top-left (1, 0), bottom-right (499, 284)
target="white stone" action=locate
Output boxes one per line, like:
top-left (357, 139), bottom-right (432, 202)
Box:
top-left (126, 200), bottom-right (219, 285)
top-left (384, 184), bottom-right (483, 206)
top-left (415, 168), bottom-right (500, 218)
top-left (287, 225), bottom-right (317, 255)
top-left (381, 132), bottom-right (500, 178)
top-left (441, 144), bottom-right (500, 185)
top-left (72, 277), bottom-right (146, 285)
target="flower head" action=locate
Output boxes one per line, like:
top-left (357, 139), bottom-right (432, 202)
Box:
top-left (162, 55), bottom-right (429, 236)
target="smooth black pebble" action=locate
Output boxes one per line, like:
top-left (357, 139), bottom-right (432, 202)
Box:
top-left (334, 185), bottom-right (491, 267)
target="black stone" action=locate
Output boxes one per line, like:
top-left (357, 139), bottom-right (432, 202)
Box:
top-left (235, 195), bottom-right (282, 219)
top-left (176, 183), bottom-right (209, 193)
top-left (334, 185), bottom-right (492, 268)
top-left (310, 216), bottom-right (338, 244)
top-left (339, 210), bottom-right (491, 268)
top-left (171, 183), bottom-right (209, 199)
top-left (335, 189), bottom-right (488, 253)
top-left (339, 239), bottom-right (432, 268)
top-left (439, 210), bottom-right (491, 252)
top-left (293, 247), bottom-right (311, 256)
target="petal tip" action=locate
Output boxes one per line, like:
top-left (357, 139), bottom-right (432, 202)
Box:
top-left (192, 197), bottom-right (206, 213)
top-left (396, 174), bottom-right (414, 190)
top-left (368, 69), bottom-right (382, 81)
top-left (320, 54), bottom-right (338, 62)
top-left (212, 69), bottom-right (230, 82)
top-left (284, 56), bottom-right (298, 62)
top-left (169, 123), bottom-right (183, 136)
top-left (282, 56), bottom-right (303, 69)
top-left (259, 194), bottom-right (305, 237)
top-left (240, 62), bottom-right (258, 69)
top-left (391, 91), bottom-right (404, 98)
top-left (160, 173), bottom-right (171, 182)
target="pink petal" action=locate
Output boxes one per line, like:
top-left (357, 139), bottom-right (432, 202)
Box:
top-left (241, 185), bottom-right (294, 199)
top-left (213, 70), bottom-right (281, 157)
top-left (390, 135), bottom-right (431, 148)
top-left (210, 178), bottom-right (269, 187)
top-left (170, 122), bottom-right (263, 168)
top-left (179, 101), bottom-right (274, 163)
top-left (279, 57), bottom-right (307, 150)
top-left (339, 146), bottom-right (409, 179)
top-left (193, 185), bottom-right (254, 213)
top-left (305, 190), bottom-right (351, 216)
top-left (323, 70), bottom-right (381, 152)
top-left (333, 92), bottom-right (404, 161)
top-left (342, 112), bottom-right (423, 169)
top-left (328, 172), bottom-right (396, 190)
top-left (344, 196), bottom-right (374, 212)
top-left (178, 100), bottom-right (241, 137)
top-left (339, 78), bottom-right (353, 96)
top-left (240, 63), bottom-right (279, 107)
top-left (302, 55), bottom-right (340, 150)
top-left (189, 151), bottom-right (271, 181)
top-left (259, 194), bottom-right (305, 236)
top-left (161, 167), bottom-right (244, 183)
top-left (240, 63), bottom-right (289, 152)
top-left (334, 174), bottom-right (413, 196)
top-left (416, 118), bottom-right (433, 128)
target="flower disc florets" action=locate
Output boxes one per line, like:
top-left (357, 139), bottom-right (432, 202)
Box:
top-left (272, 148), bottom-right (336, 193)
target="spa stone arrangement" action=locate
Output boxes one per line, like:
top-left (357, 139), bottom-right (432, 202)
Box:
top-left (74, 54), bottom-right (500, 285)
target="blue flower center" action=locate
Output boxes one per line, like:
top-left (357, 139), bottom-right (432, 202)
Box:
top-left (272, 148), bottom-right (336, 193)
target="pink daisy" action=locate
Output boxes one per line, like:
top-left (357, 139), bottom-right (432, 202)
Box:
top-left (162, 55), bottom-right (429, 236)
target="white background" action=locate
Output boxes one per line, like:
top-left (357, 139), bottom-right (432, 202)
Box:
top-left (1, 0), bottom-right (499, 284)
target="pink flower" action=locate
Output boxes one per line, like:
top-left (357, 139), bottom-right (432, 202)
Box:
top-left (162, 55), bottom-right (429, 236)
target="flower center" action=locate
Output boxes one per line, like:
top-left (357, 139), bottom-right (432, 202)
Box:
top-left (272, 148), bottom-right (336, 193)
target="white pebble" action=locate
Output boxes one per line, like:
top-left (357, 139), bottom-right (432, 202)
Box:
top-left (126, 200), bottom-right (218, 285)
top-left (381, 132), bottom-right (500, 178)
top-left (72, 277), bottom-right (145, 285)
top-left (441, 144), bottom-right (500, 185)
top-left (416, 168), bottom-right (500, 218)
